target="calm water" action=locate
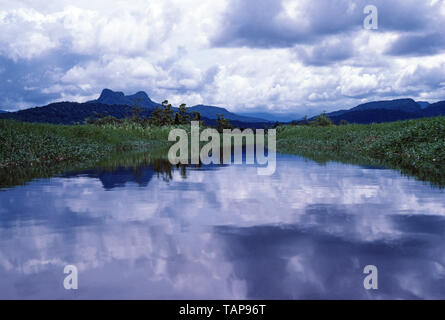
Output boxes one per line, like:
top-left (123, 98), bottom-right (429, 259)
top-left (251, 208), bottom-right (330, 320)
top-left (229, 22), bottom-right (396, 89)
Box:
top-left (1, 154), bottom-right (445, 299)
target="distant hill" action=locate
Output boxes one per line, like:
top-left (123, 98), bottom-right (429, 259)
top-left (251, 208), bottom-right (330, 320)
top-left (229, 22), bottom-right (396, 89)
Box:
top-left (0, 110), bottom-right (7, 113)
top-left (320, 98), bottom-right (445, 124)
top-left (417, 101), bottom-right (430, 109)
top-left (89, 89), bottom-right (162, 109)
top-left (422, 101), bottom-right (445, 117)
top-left (188, 105), bottom-right (268, 123)
top-left (0, 101), bottom-right (272, 128)
top-left (238, 111), bottom-right (302, 122)
top-left (328, 109), bottom-right (423, 124)
top-left (351, 98), bottom-right (421, 113)
top-left (0, 102), bottom-right (143, 125)
top-left (2, 90), bottom-right (445, 127)
top-left (89, 89), bottom-right (268, 123)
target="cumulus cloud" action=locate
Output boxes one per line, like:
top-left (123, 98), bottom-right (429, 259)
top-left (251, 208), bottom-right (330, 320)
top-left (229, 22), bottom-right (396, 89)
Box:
top-left (211, 0), bottom-right (439, 48)
top-left (294, 37), bottom-right (355, 66)
top-left (0, 0), bottom-right (444, 114)
top-left (0, 9), bottom-right (58, 61)
top-left (387, 33), bottom-right (445, 56)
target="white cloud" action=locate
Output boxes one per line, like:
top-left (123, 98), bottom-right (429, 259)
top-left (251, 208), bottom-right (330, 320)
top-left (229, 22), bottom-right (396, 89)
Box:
top-left (0, 9), bottom-right (58, 60)
top-left (0, 0), bottom-right (444, 113)
top-left (339, 68), bottom-right (379, 97)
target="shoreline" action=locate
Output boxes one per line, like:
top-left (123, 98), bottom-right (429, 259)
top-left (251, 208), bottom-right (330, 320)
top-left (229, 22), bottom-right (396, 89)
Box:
top-left (1, 116), bottom-right (444, 188)
top-left (276, 116), bottom-right (445, 187)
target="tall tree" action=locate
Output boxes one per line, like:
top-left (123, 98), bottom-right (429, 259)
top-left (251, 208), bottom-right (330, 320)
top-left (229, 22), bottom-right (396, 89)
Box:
top-left (160, 100), bottom-right (173, 125)
top-left (216, 114), bottom-right (233, 132)
top-left (178, 103), bottom-right (190, 124)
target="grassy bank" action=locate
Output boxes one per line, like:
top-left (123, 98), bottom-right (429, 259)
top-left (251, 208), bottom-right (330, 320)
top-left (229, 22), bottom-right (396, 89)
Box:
top-left (277, 116), bottom-right (445, 186)
top-left (0, 119), bottom-right (177, 168)
top-left (2, 116), bottom-right (445, 188)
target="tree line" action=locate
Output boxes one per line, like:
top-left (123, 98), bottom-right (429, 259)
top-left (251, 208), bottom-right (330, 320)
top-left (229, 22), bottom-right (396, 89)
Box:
top-left (87, 99), bottom-right (234, 131)
top-left (289, 112), bottom-right (349, 127)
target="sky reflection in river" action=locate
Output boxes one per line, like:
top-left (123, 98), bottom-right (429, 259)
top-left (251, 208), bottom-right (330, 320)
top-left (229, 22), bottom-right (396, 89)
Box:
top-left (1, 154), bottom-right (445, 299)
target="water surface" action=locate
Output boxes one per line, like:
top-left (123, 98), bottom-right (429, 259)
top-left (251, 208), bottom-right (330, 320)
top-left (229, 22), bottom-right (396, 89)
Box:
top-left (1, 154), bottom-right (445, 299)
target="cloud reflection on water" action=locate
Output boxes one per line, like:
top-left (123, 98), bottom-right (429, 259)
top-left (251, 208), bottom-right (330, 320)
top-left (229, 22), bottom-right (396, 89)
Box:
top-left (0, 154), bottom-right (445, 299)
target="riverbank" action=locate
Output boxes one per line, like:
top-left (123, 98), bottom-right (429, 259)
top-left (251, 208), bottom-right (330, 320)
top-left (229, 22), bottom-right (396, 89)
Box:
top-left (0, 119), bottom-right (176, 168)
top-left (2, 116), bottom-right (445, 188)
top-left (276, 116), bottom-right (445, 186)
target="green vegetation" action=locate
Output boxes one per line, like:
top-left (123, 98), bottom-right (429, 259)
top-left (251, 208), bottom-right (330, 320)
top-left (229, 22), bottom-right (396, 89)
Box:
top-left (216, 114), bottom-right (234, 132)
top-left (177, 103), bottom-right (191, 124)
top-left (0, 118), bottom-right (178, 169)
top-left (2, 108), bottom-right (445, 189)
top-left (308, 112), bottom-right (334, 127)
top-left (277, 116), bottom-right (445, 186)
top-left (143, 100), bottom-right (201, 126)
top-left (0, 148), bottom-right (178, 189)
top-left (0, 99), bottom-right (215, 170)
top-left (149, 100), bottom-right (174, 126)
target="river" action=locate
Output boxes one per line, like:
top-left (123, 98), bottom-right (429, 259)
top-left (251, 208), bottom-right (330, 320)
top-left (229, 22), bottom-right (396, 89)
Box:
top-left (1, 154), bottom-right (445, 299)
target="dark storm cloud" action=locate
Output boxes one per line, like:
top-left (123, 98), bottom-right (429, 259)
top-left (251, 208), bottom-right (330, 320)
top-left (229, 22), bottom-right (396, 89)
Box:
top-left (386, 33), bottom-right (445, 56)
top-left (295, 39), bottom-right (354, 66)
top-left (212, 0), bottom-right (300, 48)
top-left (212, 0), bottom-right (438, 49)
top-left (212, 0), bottom-right (360, 48)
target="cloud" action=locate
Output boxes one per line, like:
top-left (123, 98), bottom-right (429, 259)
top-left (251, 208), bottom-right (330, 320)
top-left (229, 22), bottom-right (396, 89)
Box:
top-left (294, 37), bottom-right (354, 66)
top-left (211, 0), bottom-right (439, 49)
top-left (387, 33), bottom-right (445, 56)
top-left (2, 155), bottom-right (445, 298)
top-left (211, 0), bottom-right (361, 48)
top-left (0, 9), bottom-right (58, 61)
top-left (0, 0), bottom-right (444, 114)
top-left (395, 61), bottom-right (445, 95)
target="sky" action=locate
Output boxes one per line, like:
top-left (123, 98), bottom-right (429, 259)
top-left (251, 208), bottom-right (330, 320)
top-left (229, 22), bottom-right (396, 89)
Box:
top-left (0, 0), bottom-right (445, 114)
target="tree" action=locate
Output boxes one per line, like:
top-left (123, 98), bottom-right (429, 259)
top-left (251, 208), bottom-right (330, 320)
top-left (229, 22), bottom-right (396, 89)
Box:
top-left (150, 100), bottom-right (174, 126)
top-left (216, 114), bottom-right (233, 132)
top-left (309, 112), bottom-right (333, 127)
top-left (131, 106), bottom-right (143, 122)
top-left (339, 119), bottom-right (349, 126)
top-left (129, 98), bottom-right (150, 127)
top-left (160, 100), bottom-right (173, 125)
top-left (149, 107), bottom-right (163, 126)
top-left (178, 103), bottom-right (190, 124)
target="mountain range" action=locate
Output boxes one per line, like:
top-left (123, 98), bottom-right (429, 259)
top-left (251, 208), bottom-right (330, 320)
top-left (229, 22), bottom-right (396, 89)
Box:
top-left (90, 89), bottom-right (267, 123)
top-left (417, 101), bottom-right (430, 109)
top-left (319, 98), bottom-right (445, 124)
top-left (91, 89), bottom-right (161, 109)
top-left (187, 105), bottom-right (266, 123)
top-left (238, 111), bottom-right (303, 122)
top-left (0, 89), bottom-right (272, 128)
top-left (89, 91), bottom-right (445, 124)
top-left (1, 89), bottom-right (445, 126)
